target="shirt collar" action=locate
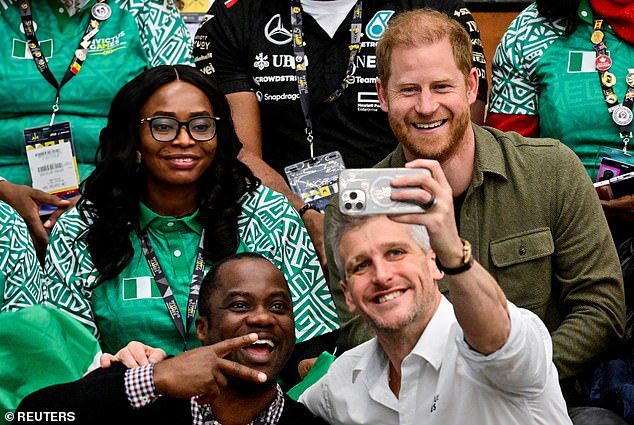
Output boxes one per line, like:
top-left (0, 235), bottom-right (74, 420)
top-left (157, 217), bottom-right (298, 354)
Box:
top-left (138, 202), bottom-right (203, 235)
top-left (352, 297), bottom-right (456, 381)
top-left (384, 125), bottom-right (509, 189)
top-left (409, 297), bottom-right (455, 371)
top-left (192, 385), bottom-right (285, 425)
top-left (472, 124), bottom-right (510, 189)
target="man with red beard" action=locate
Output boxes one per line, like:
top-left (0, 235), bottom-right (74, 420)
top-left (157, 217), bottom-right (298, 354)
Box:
top-left (15, 253), bottom-right (327, 425)
top-left (323, 8), bottom-right (625, 420)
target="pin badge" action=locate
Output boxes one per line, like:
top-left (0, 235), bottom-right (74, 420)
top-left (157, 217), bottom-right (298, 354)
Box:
top-left (595, 54), bottom-right (612, 72)
top-left (602, 72), bottom-right (617, 87)
top-left (75, 49), bottom-right (87, 61)
top-left (606, 92), bottom-right (618, 105)
top-left (612, 105), bottom-right (633, 126)
top-left (91, 3), bottom-right (111, 21)
top-left (627, 73), bottom-right (634, 88)
top-left (591, 30), bottom-right (604, 45)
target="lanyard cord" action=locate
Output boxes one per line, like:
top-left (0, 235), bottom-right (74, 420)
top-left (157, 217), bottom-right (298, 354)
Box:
top-left (289, 0), bottom-right (363, 158)
top-left (592, 14), bottom-right (634, 155)
top-left (18, 0), bottom-right (112, 125)
top-left (136, 227), bottom-right (206, 352)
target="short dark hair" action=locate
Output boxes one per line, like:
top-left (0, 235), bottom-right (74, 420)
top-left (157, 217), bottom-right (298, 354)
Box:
top-left (535, 0), bottom-right (582, 34)
top-left (198, 252), bottom-right (277, 317)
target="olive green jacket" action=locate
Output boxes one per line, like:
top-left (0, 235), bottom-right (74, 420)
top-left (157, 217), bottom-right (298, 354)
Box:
top-left (325, 124), bottom-right (625, 386)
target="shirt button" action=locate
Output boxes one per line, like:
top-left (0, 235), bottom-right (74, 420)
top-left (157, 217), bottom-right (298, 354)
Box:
top-left (58, 7), bottom-right (64, 13)
top-left (581, 10), bottom-right (588, 17)
top-left (174, 250), bottom-right (182, 257)
top-left (518, 247), bottom-right (527, 256)
top-left (166, 222), bottom-right (174, 227)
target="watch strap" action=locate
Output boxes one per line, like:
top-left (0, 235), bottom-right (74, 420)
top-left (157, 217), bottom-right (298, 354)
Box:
top-left (436, 238), bottom-right (473, 275)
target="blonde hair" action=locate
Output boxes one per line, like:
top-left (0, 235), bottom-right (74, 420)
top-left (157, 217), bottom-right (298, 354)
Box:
top-left (376, 8), bottom-right (473, 85)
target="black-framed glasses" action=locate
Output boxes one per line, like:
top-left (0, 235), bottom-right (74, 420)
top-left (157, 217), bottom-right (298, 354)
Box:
top-left (140, 116), bottom-right (220, 142)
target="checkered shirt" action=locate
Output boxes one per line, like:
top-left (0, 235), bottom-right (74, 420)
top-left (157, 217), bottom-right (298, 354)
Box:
top-left (125, 364), bottom-right (286, 425)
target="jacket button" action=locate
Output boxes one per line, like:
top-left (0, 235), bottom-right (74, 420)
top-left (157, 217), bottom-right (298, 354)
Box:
top-left (518, 247), bottom-right (527, 256)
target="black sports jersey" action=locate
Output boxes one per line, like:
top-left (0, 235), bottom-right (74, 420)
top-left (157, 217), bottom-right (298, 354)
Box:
top-left (195, 0), bottom-right (487, 175)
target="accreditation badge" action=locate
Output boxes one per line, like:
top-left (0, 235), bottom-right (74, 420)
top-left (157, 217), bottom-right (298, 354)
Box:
top-left (284, 151), bottom-right (345, 211)
top-left (23, 122), bottom-right (80, 214)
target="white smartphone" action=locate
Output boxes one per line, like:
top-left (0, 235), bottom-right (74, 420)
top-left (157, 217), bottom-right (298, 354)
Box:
top-left (338, 168), bottom-right (432, 215)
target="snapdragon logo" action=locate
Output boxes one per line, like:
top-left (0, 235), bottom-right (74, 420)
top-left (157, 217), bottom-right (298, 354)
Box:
top-left (366, 11), bottom-right (394, 41)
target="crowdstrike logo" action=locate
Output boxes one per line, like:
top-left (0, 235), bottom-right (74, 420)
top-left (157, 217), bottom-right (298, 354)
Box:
top-left (265, 14), bottom-right (292, 45)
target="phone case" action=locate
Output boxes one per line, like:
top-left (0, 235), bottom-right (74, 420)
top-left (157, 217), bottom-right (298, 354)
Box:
top-left (338, 168), bottom-right (431, 215)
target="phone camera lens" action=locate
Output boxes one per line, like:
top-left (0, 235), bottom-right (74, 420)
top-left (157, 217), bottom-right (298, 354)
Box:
top-left (350, 191), bottom-right (357, 200)
top-left (344, 202), bottom-right (352, 210)
top-left (355, 202), bottom-right (363, 210)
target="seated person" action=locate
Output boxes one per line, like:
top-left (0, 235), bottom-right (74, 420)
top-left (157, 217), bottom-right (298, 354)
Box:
top-left (0, 0), bottom-right (192, 259)
top-left (0, 200), bottom-right (41, 312)
top-left (301, 185), bottom-right (572, 424)
top-left (43, 65), bottom-right (338, 385)
top-left (324, 10), bottom-right (625, 420)
top-left (17, 253), bottom-right (327, 425)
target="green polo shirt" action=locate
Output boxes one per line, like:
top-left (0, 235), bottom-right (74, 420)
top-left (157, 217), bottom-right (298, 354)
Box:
top-left (91, 203), bottom-right (206, 354)
top-left (45, 184), bottom-right (339, 356)
top-left (489, 0), bottom-right (631, 180)
top-left (0, 0), bottom-right (192, 185)
top-left (325, 125), bottom-right (624, 384)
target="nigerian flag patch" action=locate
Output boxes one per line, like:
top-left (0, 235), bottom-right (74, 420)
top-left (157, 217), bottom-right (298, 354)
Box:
top-left (123, 277), bottom-right (161, 300)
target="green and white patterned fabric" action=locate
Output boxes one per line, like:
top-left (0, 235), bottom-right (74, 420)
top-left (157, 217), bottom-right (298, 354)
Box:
top-left (0, 201), bottom-right (42, 312)
top-left (44, 184), bottom-right (339, 355)
top-left (0, 0), bottom-right (192, 185)
top-left (489, 0), bottom-right (630, 178)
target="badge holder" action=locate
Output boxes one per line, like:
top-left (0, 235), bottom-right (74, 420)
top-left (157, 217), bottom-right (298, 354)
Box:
top-left (24, 121), bottom-right (80, 215)
top-left (285, 151), bottom-right (345, 211)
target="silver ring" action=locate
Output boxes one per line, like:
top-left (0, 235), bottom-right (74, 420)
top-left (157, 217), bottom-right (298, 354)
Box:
top-left (421, 195), bottom-right (437, 211)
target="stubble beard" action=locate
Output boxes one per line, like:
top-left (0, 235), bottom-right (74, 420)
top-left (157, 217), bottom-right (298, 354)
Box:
top-left (368, 304), bottom-right (423, 333)
top-left (389, 103), bottom-right (470, 163)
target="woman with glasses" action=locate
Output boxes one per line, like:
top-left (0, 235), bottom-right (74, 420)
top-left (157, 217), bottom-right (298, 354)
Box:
top-left (43, 65), bottom-right (339, 385)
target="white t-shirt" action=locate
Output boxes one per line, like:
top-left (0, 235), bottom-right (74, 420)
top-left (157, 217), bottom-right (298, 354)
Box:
top-left (301, 0), bottom-right (358, 38)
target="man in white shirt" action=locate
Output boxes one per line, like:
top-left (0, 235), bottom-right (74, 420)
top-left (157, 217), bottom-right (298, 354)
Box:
top-left (300, 202), bottom-right (572, 424)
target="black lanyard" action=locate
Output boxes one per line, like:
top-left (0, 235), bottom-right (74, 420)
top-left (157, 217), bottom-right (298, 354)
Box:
top-left (592, 14), bottom-right (634, 154)
top-left (18, 0), bottom-right (111, 125)
top-left (136, 227), bottom-right (206, 352)
top-left (289, 0), bottom-right (362, 158)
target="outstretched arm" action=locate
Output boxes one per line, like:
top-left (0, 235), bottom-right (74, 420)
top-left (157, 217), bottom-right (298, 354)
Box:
top-left (391, 159), bottom-right (510, 354)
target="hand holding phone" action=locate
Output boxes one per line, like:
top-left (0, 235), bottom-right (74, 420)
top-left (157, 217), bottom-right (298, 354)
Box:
top-left (594, 171), bottom-right (634, 200)
top-left (338, 168), bottom-right (432, 215)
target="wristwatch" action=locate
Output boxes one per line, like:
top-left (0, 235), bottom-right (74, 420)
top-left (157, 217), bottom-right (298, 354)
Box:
top-left (435, 238), bottom-right (473, 275)
top-left (298, 203), bottom-right (320, 218)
